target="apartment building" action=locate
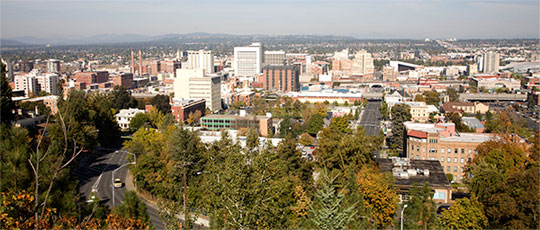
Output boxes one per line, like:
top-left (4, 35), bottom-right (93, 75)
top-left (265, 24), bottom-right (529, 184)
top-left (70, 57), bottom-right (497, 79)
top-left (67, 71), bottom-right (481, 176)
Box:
top-left (404, 122), bottom-right (495, 182)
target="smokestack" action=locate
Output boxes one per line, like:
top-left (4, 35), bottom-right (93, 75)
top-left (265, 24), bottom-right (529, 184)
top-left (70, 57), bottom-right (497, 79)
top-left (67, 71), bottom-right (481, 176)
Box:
top-left (138, 50), bottom-right (143, 76)
top-left (131, 50), bottom-right (135, 74)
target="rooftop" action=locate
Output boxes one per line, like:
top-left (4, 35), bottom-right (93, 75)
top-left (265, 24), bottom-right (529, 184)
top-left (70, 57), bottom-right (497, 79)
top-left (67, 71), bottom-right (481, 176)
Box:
top-left (442, 133), bottom-right (494, 143)
top-left (376, 158), bottom-right (451, 189)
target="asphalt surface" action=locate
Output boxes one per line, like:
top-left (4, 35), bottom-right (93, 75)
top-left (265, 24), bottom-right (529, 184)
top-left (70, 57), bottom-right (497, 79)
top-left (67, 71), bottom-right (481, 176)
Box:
top-left (74, 148), bottom-right (164, 229)
top-left (359, 100), bottom-right (383, 136)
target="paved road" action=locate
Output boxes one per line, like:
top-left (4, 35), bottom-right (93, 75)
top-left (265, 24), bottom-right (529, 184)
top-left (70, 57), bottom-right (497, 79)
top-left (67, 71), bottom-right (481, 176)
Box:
top-left (74, 148), bottom-right (164, 229)
top-left (359, 100), bottom-right (383, 136)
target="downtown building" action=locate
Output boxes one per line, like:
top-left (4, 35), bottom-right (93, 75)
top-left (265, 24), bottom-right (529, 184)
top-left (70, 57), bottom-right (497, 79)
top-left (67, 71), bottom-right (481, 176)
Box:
top-left (481, 51), bottom-right (500, 74)
top-left (47, 59), bottom-right (61, 73)
top-left (187, 50), bottom-right (215, 74)
top-left (15, 70), bottom-right (59, 96)
top-left (174, 69), bottom-right (221, 112)
top-left (264, 50), bottom-right (286, 66)
top-left (404, 122), bottom-right (495, 182)
top-left (234, 43), bottom-right (263, 76)
top-left (259, 65), bottom-right (300, 93)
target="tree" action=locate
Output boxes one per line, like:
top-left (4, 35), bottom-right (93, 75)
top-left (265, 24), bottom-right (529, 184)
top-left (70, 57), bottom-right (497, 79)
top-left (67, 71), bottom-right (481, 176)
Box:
top-left (465, 139), bottom-right (539, 229)
top-left (423, 91), bottom-right (441, 106)
top-left (308, 171), bottom-right (356, 230)
top-left (111, 86), bottom-right (137, 111)
top-left (414, 94), bottom-right (425, 102)
top-left (129, 112), bottom-right (150, 131)
top-left (299, 133), bottom-right (314, 146)
top-left (447, 88), bottom-right (459, 102)
top-left (306, 113), bottom-right (324, 136)
top-left (356, 166), bottom-right (398, 229)
top-left (437, 196), bottom-right (488, 230)
top-left (186, 110), bottom-right (202, 125)
top-left (150, 94), bottom-right (171, 114)
top-left (379, 101), bottom-right (389, 120)
top-left (113, 191), bottom-right (149, 223)
top-left (329, 116), bottom-right (351, 134)
top-left (390, 104), bottom-right (411, 153)
top-left (403, 184), bottom-right (437, 230)
top-left (1, 62), bottom-right (15, 125)
top-left (446, 112), bottom-right (473, 132)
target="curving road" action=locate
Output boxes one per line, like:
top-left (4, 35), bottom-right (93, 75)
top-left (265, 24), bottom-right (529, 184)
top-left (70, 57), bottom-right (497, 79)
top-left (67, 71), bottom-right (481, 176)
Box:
top-left (74, 148), bottom-right (164, 229)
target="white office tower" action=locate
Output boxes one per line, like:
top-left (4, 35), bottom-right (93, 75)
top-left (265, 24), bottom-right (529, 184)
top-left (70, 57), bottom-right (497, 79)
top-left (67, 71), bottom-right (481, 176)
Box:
top-left (352, 50), bottom-right (375, 75)
top-left (187, 50), bottom-right (214, 74)
top-left (174, 69), bottom-right (221, 111)
top-left (234, 43), bottom-right (263, 76)
top-left (333, 49), bottom-right (349, 60)
top-left (264, 50), bottom-right (286, 66)
top-left (482, 51), bottom-right (500, 74)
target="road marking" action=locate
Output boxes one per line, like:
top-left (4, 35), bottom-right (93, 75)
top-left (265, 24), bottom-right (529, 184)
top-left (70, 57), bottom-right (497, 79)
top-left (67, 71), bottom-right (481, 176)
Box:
top-left (92, 174), bottom-right (103, 193)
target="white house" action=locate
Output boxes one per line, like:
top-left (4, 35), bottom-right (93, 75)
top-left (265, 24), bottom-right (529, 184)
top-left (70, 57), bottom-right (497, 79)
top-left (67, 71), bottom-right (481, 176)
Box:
top-left (116, 108), bottom-right (146, 130)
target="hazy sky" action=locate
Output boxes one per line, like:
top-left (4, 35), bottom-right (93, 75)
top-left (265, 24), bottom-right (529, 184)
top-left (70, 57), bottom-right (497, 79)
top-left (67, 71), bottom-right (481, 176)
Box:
top-left (1, 0), bottom-right (539, 39)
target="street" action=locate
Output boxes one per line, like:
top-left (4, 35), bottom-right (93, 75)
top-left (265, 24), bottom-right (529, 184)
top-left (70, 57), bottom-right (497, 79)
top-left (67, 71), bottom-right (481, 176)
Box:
top-left (74, 148), bottom-right (164, 229)
top-left (359, 100), bottom-right (383, 136)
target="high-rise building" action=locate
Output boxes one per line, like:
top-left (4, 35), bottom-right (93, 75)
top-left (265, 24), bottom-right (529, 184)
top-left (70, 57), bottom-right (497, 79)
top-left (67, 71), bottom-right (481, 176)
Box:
top-left (234, 43), bottom-right (263, 76)
top-left (174, 69), bottom-right (221, 111)
top-left (260, 65), bottom-right (300, 93)
top-left (113, 73), bottom-right (134, 89)
top-left (482, 51), bottom-right (500, 74)
top-left (351, 50), bottom-right (375, 75)
top-left (19, 60), bottom-right (34, 73)
top-left (263, 50), bottom-right (286, 66)
top-left (47, 59), bottom-right (61, 73)
top-left (187, 50), bottom-right (215, 74)
top-left (15, 72), bottom-right (58, 96)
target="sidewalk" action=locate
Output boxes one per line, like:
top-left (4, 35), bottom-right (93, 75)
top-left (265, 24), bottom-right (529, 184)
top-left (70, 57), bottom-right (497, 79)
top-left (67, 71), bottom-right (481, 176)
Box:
top-left (125, 170), bottom-right (210, 228)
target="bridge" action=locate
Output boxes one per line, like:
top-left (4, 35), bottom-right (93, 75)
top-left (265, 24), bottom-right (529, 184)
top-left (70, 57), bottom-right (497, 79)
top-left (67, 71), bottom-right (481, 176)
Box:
top-left (459, 93), bottom-right (527, 102)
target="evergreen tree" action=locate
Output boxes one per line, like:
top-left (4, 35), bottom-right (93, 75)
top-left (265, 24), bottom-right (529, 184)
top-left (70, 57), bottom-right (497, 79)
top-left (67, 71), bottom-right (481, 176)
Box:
top-left (390, 104), bottom-right (411, 154)
top-left (1, 62), bottom-right (15, 125)
top-left (309, 171), bottom-right (356, 230)
top-left (306, 113), bottom-right (324, 136)
top-left (113, 191), bottom-right (149, 223)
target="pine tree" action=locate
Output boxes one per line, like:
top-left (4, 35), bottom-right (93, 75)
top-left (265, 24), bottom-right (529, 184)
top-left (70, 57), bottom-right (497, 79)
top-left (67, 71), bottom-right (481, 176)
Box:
top-left (309, 171), bottom-right (356, 230)
top-left (1, 62), bottom-right (15, 125)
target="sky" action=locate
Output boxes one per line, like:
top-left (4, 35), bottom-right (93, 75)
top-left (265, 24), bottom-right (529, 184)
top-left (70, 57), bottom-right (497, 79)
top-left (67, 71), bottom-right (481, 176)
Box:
top-left (1, 0), bottom-right (539, 39)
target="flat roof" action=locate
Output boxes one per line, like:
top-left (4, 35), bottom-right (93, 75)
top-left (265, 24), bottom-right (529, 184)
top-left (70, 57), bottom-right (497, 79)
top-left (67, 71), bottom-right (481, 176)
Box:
top-left (203, 114), bottom-right (269, 120)
top-left (376, 158), bottom-right (451, 189)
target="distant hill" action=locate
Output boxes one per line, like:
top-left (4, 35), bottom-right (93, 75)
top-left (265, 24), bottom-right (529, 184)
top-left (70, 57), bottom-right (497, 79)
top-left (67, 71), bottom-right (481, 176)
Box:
top-left (1, 39), bottom-right (29, 46)
top-left (3, 33), bottom-right (359, 46)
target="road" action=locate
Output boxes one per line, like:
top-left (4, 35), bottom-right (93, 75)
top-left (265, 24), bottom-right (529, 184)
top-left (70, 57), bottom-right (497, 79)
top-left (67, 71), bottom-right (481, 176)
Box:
top-left (74, 148), bottom-right (164, 229)
top-left (359, 100), bottom-right (383, 136)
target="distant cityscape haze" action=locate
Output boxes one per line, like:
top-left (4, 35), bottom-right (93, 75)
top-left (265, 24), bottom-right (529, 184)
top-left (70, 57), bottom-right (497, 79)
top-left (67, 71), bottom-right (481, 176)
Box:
top-left (1, 0), bottom-right (539, 40)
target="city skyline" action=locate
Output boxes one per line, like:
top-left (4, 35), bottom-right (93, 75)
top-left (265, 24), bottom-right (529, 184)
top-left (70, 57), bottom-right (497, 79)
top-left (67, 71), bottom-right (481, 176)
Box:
top-left (1, 0), bottom-right (539, 40)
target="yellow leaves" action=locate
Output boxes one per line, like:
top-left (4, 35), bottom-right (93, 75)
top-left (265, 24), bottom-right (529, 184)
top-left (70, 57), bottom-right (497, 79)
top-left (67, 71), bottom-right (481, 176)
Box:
top-left (357, 166), bottom-right (398, 229)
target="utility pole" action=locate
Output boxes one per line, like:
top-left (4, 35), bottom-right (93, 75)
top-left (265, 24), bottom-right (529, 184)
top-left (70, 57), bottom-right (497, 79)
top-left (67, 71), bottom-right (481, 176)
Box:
top-left (401, 204), bottom-right (408, 230)
top-left (176, 162), bottom-right (193, 229)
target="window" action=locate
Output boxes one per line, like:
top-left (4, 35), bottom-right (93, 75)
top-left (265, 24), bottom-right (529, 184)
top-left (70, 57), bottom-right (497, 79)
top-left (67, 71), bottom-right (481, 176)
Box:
top-left (460, 167), bottom-right (463, 172)
top-left (448, 148), bottom-right (451, 153)
top-left (411, 145), bottom-right (414, 150)
top-left (433, 191), bottom-right (446, 200)
top-left (447, 157), bottom-right (451, 163)
top-left (454, 167), bottom-right (458, 172)
top-left (461, 149), bottom-right (465, 154)
top-left (416, 155), bottom-right (419, 159)
top-left (454, 158), bottom-right (458, 163)
top-left (468, 158), bottom-right (472, 162)
top-left (460, 158), bottom-right (465, 163)
top-left (417, 146), bottom-right (419, 151)
top-left (447, 166), bottom-right (451, 171)
top-left (441, 157), bottom-right (445, 162)
top-left (441, 148), bottom-right (445, 153)
top-left (468, 149), bottom-right (472, 154)
top-left (454, 148), bottom-right (458, 154)
top-left (429, 149), bottom-right (437, 153)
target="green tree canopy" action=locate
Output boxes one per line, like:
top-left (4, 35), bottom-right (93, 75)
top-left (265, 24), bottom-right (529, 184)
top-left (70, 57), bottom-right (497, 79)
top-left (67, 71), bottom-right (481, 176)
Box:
top-left (437, 196), bottom-right (488, 230)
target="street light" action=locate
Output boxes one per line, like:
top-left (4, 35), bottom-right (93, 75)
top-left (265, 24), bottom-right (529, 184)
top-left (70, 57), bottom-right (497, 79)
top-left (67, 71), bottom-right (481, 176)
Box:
top-left (111, 162), bottom-right (135, 206)
top-left (401, 204), bottom-right (408, 230)
top-left (176, 162), bottom-right (193, 229)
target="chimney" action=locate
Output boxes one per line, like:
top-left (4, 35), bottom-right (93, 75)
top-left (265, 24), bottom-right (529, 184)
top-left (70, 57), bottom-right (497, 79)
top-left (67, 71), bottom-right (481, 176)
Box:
top-left (138, 50), bottom-right (143, 76)
top-left (131, 50), bottom-right (135, 74)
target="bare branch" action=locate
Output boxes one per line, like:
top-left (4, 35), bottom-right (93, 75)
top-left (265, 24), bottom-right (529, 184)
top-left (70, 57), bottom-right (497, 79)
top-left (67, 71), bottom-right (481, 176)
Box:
top-left (27, 158), bottom-right (38, 178)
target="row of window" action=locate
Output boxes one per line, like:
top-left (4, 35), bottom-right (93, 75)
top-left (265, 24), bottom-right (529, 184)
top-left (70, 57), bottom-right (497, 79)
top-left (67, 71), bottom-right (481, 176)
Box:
top-left (410, 145), bottom-right (477, 155)
top-left (441, 157), bottom-right (472, 164)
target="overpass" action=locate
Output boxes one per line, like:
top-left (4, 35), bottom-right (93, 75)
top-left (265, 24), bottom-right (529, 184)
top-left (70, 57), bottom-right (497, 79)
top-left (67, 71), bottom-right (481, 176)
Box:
top-left (459, 93), bottom-right (527, 102)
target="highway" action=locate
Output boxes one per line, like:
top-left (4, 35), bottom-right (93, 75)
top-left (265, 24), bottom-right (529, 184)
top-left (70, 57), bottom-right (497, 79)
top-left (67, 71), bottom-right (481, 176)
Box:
top-left (74, 148), bottom-right (164, 229)
top-left (359, 100), bottom-right (383, 136)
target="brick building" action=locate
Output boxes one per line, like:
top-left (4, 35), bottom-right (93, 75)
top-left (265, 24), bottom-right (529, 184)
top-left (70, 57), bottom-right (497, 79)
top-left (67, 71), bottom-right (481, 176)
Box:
top-left (73, 71), bottom-right (109, 85)
top-left (113, 73), bottom-right (134, 89)
top-left (260, 65), bottom-right (300, 93)
top-left (404, 122), bottom-right (495, 182)
top-left (170, 98), bottom-right (206, 123)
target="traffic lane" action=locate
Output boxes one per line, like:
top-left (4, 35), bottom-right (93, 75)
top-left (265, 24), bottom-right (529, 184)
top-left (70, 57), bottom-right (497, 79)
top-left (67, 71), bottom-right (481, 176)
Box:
top-left (76, 148), bottom-right (120, 200)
